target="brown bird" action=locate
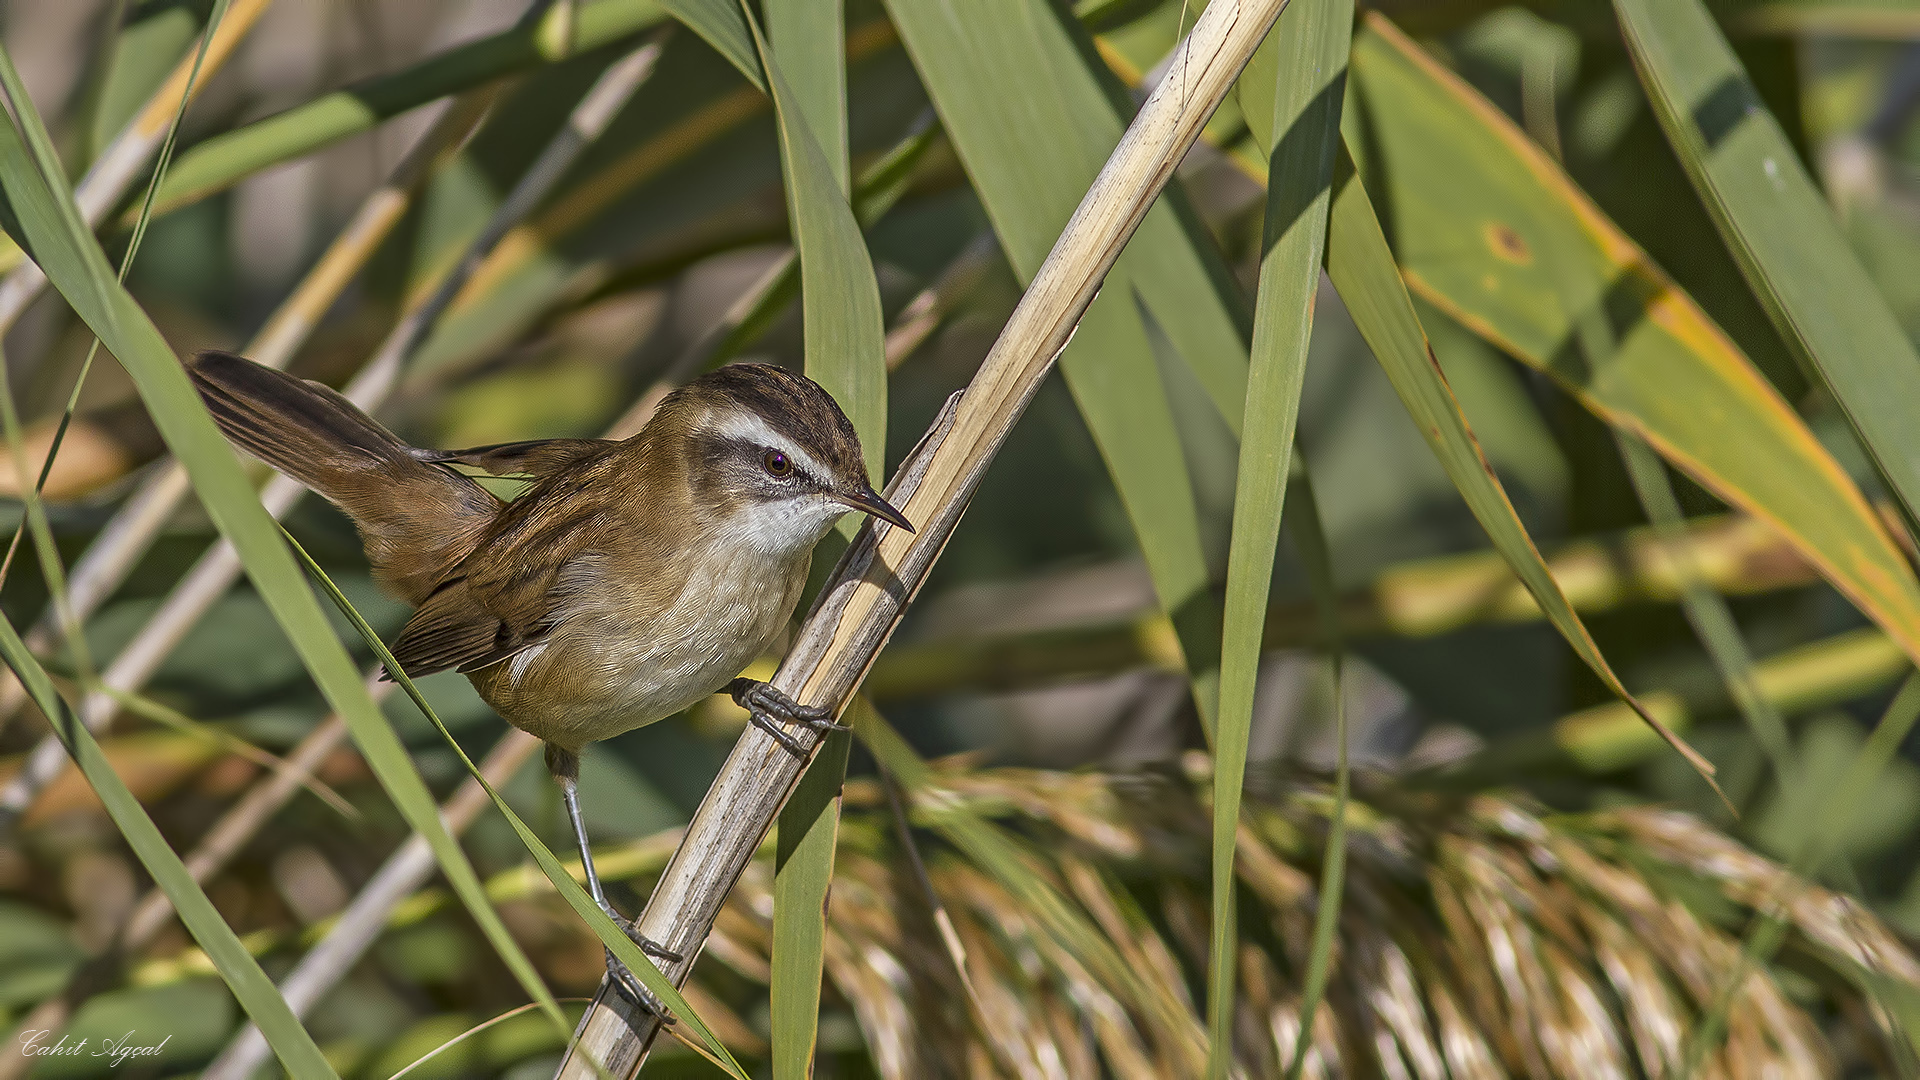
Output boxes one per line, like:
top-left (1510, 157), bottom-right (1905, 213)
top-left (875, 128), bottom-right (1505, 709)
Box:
top-left (186, 351), bottom-right (910, 1011)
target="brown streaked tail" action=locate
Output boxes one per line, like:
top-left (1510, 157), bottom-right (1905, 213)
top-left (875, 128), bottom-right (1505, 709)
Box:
top-left (186, 350), bottom-right (498, 604)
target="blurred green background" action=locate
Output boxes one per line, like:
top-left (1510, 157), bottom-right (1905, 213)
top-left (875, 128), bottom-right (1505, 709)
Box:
top-left (6, 0), bottom-right (1920, 1075)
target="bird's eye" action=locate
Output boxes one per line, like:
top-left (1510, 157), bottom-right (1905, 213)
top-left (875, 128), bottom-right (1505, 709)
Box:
top-left (762, 449), bottom-right (793, 477)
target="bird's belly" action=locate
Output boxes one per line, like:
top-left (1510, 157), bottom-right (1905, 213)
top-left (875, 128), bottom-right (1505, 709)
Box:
top-left (472, 551), bottom-right (805, 749)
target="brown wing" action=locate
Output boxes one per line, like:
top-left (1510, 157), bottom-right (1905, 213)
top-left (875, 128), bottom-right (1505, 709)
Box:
top-left (385, 442), bottom-right (643, 682)
top-left (411, 439), bottom-right (614, 479)
top-left (388, 580), bottom-right (499, 678)
top-left (386, 570), bottom-right (563, 679)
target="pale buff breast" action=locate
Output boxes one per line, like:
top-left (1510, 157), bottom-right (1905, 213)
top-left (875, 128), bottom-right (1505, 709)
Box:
top-left (470, 542), bottom-right (810, 750)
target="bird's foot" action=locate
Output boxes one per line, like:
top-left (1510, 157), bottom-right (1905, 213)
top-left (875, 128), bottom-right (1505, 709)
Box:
top-left (594, 898), bottom-right (681, 1020)
top-left (726, 678), bottom-right (847, 760)
top-left (604, 947), bottom-right (676, 1024)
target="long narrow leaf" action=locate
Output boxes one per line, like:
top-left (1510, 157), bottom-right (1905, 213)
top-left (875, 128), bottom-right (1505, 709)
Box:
top-left (1344, 17), bottom-right (1920, 678)
top-left (0, 348), bottom-right (337, 1080)
top-left (282, 534), bottom-right (751, 1080)
top-left (1614, 0), bottom-right (1920, 542)
top-left (884, 0), bottom-right (1224, 730)
top-left (1324, 143), bottom-right (1722, 792)
top-left (766, 0), bottom-right (847, 191)
top-left (743, 6), bottom-right (881, 1069)
top-left (1208, 2), bottom-right (1349, 1072)
top-left (890, 0), bottom-right (1250, 436)
top-left (0, 48), bottom-right (569, 1037)
top-left (771, 730), bottom-right (852, 1078)
top-left (747, 8), bottom-right (885, 478)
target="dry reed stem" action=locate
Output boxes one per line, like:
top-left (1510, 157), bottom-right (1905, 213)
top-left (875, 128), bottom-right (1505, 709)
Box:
top-left (0, 38), bottom-right (663, 826)
top-left (0, 0), bottom-right (274, 329)
top-left (0, 90), bottom-right (500, 737)
top-left (551, 1), bottom-right (1289, 1073)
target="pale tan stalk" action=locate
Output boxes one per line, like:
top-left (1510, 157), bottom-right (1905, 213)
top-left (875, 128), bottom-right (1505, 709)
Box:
top-left (0, 0), bottom-right (274, 329)
top-left (551, 2), bottom-right (1289, 1074)
top-left (0, 90), bottom-right (499, 732)
top-left (200, 729), bottom-right (543, 1080)
top-left (0, 39), bottom-right (664, 826)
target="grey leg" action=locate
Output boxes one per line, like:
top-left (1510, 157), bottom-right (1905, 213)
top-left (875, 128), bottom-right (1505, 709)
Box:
top-left (548, 746), bottom-right (681, 1020)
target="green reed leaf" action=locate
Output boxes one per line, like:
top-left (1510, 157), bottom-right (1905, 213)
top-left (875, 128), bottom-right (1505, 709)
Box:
top-left (1615, 0), bottom-right (1920, 543)
top-left (1344, 18), bottom-right (1920, 683)
top-left (884, 0), bottom-right (1227, 733)
top-left (1324, 141), bottom-right (1724, 797)
top-left (771, 729), bottom-right (851, 1079)
top-left (746, 6), bottom-right (886, 480)
top-left (1210, 2), bottom-right (1349, 1072)
top-left (1280, 466), bottom-right (1348, 1080)
top-left (766, 0), bottom-right (848, 192)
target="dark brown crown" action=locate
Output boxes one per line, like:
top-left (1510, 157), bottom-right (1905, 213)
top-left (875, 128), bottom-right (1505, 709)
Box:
top-left (672, 363), bottom-right (868, 483)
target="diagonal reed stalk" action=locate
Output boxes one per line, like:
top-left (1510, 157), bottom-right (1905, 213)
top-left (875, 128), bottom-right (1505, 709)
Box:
top-left (0, 89), bottom-right (500, 739)
top-left (0, 35), bottom-right (667, 831)
top-left (0, 0), bottom-right (272, 336)
top-left (550, 1), bottom-right (1289, 1073)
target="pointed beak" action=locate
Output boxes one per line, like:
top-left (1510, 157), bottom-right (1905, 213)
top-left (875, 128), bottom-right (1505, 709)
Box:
top-left (838, 484), bottom-right (914, 533)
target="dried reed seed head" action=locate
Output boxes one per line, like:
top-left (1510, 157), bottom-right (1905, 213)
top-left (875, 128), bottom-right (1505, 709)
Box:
top-left (632, 766), bottom-right (1919, 1077)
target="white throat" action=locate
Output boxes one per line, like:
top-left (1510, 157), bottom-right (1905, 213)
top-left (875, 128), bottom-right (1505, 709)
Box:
top-left (724, 493), bottom-right (848, 560)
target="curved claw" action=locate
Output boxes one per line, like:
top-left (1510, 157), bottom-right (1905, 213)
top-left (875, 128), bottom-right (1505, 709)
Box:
top-left (725, 678), bottom-right (848, 760)
top-left (605, 949), bottom-right (677, 1025)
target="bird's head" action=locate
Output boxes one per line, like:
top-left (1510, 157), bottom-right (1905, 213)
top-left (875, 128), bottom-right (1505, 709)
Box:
top-left (657, 363), bottom-right (912, 557)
